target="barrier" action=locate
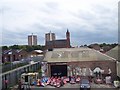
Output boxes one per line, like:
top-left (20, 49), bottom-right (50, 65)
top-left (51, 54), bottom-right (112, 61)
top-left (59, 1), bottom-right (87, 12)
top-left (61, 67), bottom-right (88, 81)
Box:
top-left (1, 62), bottom-right (41, 90)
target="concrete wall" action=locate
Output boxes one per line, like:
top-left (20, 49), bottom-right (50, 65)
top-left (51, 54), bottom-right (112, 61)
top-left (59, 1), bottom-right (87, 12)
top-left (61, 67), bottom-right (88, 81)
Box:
top-left (117, 62), bottom-right (120, 77)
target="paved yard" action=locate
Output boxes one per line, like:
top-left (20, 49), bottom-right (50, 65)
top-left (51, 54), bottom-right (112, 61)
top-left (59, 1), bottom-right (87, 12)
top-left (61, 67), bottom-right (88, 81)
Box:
top-left (11, 83), bottom-right (119, 90)
top-left (30, 83), bottom-right (118, 90)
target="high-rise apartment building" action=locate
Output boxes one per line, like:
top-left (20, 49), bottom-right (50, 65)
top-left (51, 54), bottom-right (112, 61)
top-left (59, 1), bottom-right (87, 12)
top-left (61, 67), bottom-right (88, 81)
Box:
top-left (28, 33), bottom-right (37, 46)
top-left (45, 31), bottom-right (56, 42)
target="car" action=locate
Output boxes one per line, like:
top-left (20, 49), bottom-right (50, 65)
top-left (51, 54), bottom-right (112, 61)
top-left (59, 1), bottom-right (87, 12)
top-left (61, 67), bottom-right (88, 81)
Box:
top-left (80, 79), bottom-right (91, 90)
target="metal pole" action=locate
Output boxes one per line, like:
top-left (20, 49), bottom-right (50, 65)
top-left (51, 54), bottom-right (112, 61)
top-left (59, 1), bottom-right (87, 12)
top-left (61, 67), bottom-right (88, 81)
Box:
top-left (4, 74), bottom-right (7, 89)
top-left (10, 55), bottom-right (12, 70)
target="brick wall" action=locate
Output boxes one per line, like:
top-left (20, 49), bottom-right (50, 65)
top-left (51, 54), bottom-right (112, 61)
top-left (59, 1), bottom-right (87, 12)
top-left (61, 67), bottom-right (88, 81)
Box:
top-left (68, 61), bottom-right (117, 78)
top-left (47, 61), bottom-right (117, 79)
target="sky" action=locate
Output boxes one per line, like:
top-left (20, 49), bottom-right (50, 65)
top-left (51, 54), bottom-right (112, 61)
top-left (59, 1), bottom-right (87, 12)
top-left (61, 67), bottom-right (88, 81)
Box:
top-left (0, 0), bottom-right (119, 46)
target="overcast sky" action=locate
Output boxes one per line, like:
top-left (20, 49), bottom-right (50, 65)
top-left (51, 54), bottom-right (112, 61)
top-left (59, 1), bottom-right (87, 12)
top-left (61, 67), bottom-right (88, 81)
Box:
top-left (1, 0), bottom-right (119, 46)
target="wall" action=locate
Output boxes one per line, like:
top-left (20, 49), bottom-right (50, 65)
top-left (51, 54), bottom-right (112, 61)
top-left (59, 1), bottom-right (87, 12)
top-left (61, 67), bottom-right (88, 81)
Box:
top-left (117, 62), bottom-right (120, 77)
top-left (47, 61), bottom-right (117, 79)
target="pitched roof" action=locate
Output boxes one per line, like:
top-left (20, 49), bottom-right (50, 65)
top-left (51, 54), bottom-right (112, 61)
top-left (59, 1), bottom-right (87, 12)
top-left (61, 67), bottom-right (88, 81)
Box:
top-left (2, 49), bottom-right (26, 55)
top-left (53, 39), bottom-right (67, 45)
top-left (106, 45), bottom-right (120, 62)
top-left (46, 39), bottom-right (68, 48)
top-left (44, 47), bottom-right (116, 63)
top-left (30, 50), bottom-right (43, 54)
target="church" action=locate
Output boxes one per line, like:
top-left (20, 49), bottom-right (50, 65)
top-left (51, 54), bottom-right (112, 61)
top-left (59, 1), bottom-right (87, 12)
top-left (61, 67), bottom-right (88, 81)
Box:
top-left (45, 29), bottom-right (71, 50)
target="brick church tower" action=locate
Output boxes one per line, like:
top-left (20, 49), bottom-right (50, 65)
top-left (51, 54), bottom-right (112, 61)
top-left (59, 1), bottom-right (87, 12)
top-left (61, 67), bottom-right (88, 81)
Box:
top-left (66, 29), bottom-right (70, 48)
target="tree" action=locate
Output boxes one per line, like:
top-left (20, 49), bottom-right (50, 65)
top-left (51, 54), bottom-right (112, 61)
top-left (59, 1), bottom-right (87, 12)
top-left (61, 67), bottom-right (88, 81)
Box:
top-left (25, 46), bottom-right (34, 52)
top-left (2, 46), bottom-right (9, 50)
top-left (2, 45), bottom-right (45, 52)
top-left (84, 44), bottom-right (87, 47)
top-left (9, 45), bottom-right (20, 49)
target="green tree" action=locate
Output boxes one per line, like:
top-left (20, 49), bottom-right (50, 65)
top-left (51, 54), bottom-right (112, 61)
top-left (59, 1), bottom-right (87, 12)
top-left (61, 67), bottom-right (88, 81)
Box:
top-left (2, 46), bottom-right (9, 50)
top-left (9, 45), bottom-right (20, 49)
top-left (25, 46), bottom-right (34, 52)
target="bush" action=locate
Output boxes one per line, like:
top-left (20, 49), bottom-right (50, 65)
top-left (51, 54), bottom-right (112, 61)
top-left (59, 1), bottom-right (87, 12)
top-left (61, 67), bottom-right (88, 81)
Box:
top-left (3, 62), bottom-right (11, 65)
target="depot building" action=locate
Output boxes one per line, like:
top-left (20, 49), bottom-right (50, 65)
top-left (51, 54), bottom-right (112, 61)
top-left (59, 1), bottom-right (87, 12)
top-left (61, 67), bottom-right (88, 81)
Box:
top-left (43, 47), bottom-right (117, 79)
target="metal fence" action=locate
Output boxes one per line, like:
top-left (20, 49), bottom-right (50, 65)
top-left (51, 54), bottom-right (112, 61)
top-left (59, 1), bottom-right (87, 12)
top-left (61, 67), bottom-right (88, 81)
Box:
top-left (2, 62), bottom-right (29, 73)
top-left (2, 56), bottom-right (44, 73)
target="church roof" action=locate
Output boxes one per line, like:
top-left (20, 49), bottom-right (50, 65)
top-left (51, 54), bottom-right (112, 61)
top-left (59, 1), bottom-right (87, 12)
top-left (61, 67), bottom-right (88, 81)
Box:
top-left (46, 39), bottom-right (68, 48)
top-left (53, 39), bottom-right (67, 45)
top-left (44, 47), bottom-right (116, 63)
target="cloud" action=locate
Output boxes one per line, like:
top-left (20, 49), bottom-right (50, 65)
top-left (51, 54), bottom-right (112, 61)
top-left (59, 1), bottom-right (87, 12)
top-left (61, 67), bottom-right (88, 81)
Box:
top-left (1, 0), bottom-right (119, 46)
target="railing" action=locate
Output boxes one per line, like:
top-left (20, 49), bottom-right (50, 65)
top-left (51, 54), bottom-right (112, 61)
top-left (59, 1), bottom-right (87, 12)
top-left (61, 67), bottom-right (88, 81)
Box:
top-left (2, 56), bottom-right (44, 73)
top-left (1, 56), bottom-right (44, 90)
top-left (1, 61), bottom-right (41, 90)
top-left (2, 62), bottom-right (29, 73)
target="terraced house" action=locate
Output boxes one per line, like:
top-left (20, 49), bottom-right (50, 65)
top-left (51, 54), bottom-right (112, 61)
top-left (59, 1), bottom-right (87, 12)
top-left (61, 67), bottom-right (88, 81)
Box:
top-left (2, 49), bottom-right (28, 63)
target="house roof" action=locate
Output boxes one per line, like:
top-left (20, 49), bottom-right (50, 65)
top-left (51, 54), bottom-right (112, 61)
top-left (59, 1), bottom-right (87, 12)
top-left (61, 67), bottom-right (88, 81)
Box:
top-left (32, 50), bottom-right (43, 53)
top-left (44, 47), bottom-right (116, 63)
top-left (2, 49), bottom-right (26, 55)
top-left (106, 45), bottom-right (120, 62)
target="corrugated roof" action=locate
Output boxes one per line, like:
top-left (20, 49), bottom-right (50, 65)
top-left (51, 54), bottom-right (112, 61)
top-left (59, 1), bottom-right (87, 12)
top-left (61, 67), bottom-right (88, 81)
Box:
top-left (44, 47), bottom-right (116, 63)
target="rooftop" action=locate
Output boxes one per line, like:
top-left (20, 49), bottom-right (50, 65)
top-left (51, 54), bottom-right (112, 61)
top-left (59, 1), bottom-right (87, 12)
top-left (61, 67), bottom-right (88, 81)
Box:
top-left (44, 47), bottom-right (116, 63)
top-left (106, 45), bottom-right (120, 61)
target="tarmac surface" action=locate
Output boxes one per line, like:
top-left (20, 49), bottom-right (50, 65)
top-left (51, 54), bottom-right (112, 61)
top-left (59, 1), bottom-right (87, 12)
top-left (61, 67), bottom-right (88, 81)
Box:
top-left (11, 83), bottom-right (119, 90)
